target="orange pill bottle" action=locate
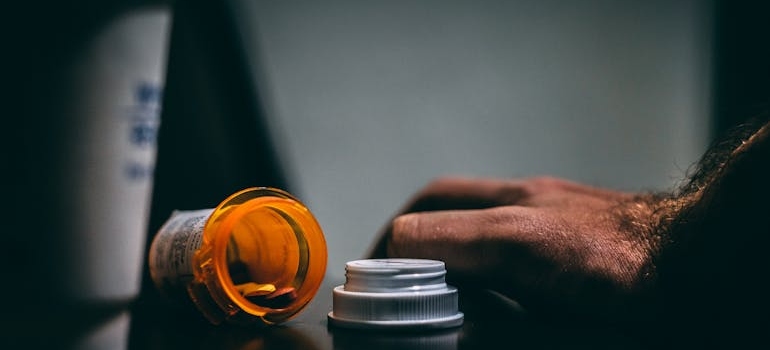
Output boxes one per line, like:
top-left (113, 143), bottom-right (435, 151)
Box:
top-left (148, 187), bottom-right (327, 325)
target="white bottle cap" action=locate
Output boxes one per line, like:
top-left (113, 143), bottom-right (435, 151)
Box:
top-left (328, 258), bottom-right (464, 330)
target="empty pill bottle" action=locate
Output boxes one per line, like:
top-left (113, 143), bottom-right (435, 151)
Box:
top-left (148, 187), bottom-right (327, 325)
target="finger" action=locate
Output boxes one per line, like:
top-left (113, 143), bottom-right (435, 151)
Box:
top-left (402, 176), bottom-right (531, 213)
top-left (402, 176), bottom-right (632, 214)
top-left (365, 176), bottom-right (524, 259)
top-left (386, 207), bottom-right (548, 286)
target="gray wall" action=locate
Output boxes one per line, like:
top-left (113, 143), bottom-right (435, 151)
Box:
top-left (233, 0), bottom-right (713, 278)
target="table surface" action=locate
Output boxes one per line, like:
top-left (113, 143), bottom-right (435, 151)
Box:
top-left (57, 278), bottom-right (648, 350)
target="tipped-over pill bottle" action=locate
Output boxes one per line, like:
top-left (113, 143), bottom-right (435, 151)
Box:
top-left (148, 187), bottom-right (327, 325)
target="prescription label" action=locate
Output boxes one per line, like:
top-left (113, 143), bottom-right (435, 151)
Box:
top-left (148, 208), bottom-right (214, 299)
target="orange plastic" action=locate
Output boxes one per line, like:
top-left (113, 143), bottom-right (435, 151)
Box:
top-left (153, 187), bottom-right (327, 325)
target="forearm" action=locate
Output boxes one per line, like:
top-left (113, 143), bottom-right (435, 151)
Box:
top-left (653, 115), bottom-right (770, 345)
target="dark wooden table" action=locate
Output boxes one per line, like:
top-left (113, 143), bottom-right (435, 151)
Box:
top-left (36, 278), bottom-right (648, 350)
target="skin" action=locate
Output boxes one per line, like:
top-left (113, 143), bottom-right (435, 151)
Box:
top-left (367, 176), bottom-right (659, 323)
top-left (367, 115), bottom-right (770, 347)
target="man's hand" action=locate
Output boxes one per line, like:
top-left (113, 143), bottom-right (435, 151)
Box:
top-left (365, 116), bottom-right (770, 347)
top-left (367, 176), bottom-right (659, 323)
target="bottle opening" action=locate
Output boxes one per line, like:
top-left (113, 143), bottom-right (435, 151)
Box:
top-left (192, 187), bottom-right (327, 325)
top-left (225, 204), bottom-right (307, 311)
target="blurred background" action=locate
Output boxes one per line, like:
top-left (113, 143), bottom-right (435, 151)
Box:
top-left (198, 0), bottom-right (719, 278)
top-left (221, 0), bottom-right (766, 278)
top-left (8, 0), bottom-right (769, 344)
